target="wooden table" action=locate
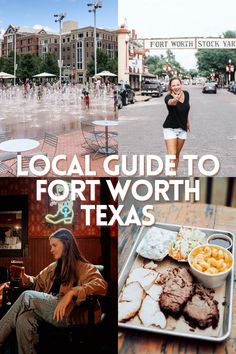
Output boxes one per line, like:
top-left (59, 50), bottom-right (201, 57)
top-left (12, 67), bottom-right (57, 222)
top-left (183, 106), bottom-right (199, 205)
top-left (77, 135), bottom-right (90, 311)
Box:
top-left (118, 202), bottom-right (236, 354)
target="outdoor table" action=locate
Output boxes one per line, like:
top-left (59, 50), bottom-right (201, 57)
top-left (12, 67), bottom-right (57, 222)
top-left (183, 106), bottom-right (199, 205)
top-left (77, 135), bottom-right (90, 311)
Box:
top-left (118, 202), bottom-right (236, 354)
top-left (92, 120), bottom-right (118, 154)
top-left (0, 138), bottom-right (39, 156)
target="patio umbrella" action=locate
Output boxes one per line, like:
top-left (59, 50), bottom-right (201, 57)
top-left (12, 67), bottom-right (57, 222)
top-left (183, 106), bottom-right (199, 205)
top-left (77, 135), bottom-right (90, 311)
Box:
top-left (32, 72), bottom-right (56, 78)
top-left (96, 70), bottom-right (117, 77)
top-left (0, 71), bottom-right (15, 79)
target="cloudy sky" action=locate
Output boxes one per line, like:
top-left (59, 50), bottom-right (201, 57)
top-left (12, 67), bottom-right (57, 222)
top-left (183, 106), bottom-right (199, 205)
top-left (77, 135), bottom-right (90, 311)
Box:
top-left (119, 0), bottom-right (236, 69)
top-left (0, 0), bottom-right (117, 37)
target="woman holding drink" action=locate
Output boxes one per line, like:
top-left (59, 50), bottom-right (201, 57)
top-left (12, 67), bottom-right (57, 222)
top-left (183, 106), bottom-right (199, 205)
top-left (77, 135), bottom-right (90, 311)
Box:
top-left (0, 228), bottom-right (107, 354)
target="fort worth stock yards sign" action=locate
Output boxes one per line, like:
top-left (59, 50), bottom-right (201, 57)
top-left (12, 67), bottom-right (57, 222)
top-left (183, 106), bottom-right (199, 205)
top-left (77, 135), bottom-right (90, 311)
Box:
top-left (141, 37), bottom-right (236, 50)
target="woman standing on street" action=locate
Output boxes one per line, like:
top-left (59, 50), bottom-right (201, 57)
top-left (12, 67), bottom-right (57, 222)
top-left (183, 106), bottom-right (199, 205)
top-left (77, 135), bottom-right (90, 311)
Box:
top-left (163, 77), bottom-right (190, 173)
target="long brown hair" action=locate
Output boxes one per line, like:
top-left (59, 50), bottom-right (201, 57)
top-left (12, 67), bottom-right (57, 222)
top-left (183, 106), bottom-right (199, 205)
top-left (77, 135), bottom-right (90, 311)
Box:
top-left (168, 77), bottom-right (182, 94)
top-left (49, 228), bottom-right (88, 285)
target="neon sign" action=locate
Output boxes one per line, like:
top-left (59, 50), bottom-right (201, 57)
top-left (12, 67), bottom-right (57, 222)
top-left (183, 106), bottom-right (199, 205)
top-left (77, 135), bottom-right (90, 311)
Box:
top-left (45, 182), bottom-right (75, 224)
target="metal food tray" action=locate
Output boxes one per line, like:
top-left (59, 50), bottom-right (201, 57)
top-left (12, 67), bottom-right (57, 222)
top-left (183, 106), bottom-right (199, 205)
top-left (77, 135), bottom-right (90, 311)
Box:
top-left (118, 222), bottom-right (235, 342)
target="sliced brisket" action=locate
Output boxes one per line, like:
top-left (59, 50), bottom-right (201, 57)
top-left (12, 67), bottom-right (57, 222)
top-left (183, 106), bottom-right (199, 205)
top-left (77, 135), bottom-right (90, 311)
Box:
top-left (183, 284), bottom-right (219, 329)
top-left (159, 267), bottom-right (194, 318)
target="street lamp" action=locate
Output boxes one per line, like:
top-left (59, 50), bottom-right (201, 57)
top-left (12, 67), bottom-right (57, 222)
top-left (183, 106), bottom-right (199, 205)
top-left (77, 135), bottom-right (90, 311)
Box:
top-left (87, 1), bottom-right (102, 77)
top-left (13, 27), bottom-right (19, 86)
top-left (228, 59), bottom-right (231, 83)
top-left (54, 12), bottom-right (66, 85)
top-left (227, 59), bottom-right (235, 83)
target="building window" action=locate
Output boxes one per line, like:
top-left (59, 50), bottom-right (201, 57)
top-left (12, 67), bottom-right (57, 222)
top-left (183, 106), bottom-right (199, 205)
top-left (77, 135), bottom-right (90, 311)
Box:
top-left (62, 38), bottom-right (65, 43)
top-left (97, 41), bottom-right (102, 49)
top-left (106, 43), bottom-right (114, 58)
top-left (54, 39), bottom-right (57, 44)
top-left (86, 42), bottom-right (89, 47)
top-left (86, 32), bottom-right (88, 37)
top-left (78, 33), bottom-right (83, 38)
top-left (77, 40), bottom-right (83, 70)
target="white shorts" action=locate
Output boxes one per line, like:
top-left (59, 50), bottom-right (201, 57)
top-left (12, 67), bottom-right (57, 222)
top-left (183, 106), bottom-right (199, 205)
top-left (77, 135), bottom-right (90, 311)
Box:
top-left (163, 128), bottom-right (187, 140)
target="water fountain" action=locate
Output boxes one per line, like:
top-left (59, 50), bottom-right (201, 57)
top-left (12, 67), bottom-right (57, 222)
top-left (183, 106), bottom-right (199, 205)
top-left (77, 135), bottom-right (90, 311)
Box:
top-left (0, 83), bottom-right (115, 139)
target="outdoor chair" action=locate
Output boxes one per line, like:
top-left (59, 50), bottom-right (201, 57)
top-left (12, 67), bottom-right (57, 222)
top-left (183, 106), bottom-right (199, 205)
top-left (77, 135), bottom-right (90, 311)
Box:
top-left (37, 265), bottom-right (110, 354)
top-left (0, 133), bottom-right (17, 162)
top-left (22, 132), bottom-right (58, 160)
top-left (0, 161), bottom-right (15, 176)
top-left (81, 121), bottom-right (106, 159)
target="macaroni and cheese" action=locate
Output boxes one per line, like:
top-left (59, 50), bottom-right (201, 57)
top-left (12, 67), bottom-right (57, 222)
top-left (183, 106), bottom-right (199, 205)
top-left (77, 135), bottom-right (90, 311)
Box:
top-left (190, 245), bottom-right (232, 274)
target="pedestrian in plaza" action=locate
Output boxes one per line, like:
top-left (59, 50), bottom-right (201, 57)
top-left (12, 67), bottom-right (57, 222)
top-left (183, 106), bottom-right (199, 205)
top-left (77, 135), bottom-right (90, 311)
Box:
top-left (0, 228), bottom-right (107, 354)
top-left (37, 83), bottom-right (43, 100)
top-left (163, 77), bottom-right (190, 173)
top-left (113, 89), bottom-right (118, 112)
top-left (84, 91), bottom-right (90, 109)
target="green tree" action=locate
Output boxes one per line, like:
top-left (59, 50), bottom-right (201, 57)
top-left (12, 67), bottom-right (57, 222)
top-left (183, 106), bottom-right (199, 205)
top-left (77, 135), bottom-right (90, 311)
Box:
top-left (188, 69), bottom-right (198, 78)
top-left (145, 50), bottom-right (185, 78)
top-left (17, 54), bottom-right (41, 80)
top-left (196, 31), bottom-right (236, 77)
top-left (40, 53), bottom-right (59, 75)
top-left (87, 49), bottom-right (118, 77)
top-left (0, 52), bottom-right (14, 74)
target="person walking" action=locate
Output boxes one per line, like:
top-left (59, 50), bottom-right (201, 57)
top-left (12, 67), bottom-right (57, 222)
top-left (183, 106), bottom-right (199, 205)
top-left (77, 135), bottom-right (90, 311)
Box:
top-left (84, 92), bottom-right (90, 109)
top-left (163, 77), bottom-right (190, 173)
top-left (0, 228), bottom-right (107, 354)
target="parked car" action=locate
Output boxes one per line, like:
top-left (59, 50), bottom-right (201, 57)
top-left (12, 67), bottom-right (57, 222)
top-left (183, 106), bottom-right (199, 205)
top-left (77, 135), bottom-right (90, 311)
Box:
top-left (160, 82), bottom-right (168, 92)
top-left (231, 82), bottom-right (236, 94)
top-left (228, 81), bottom-right (236, 93)
top-left (141, 80), bottom-right (163, 97)
top-left (118, 83), bottom-right (135, 106)
top-left (202, 81), bottom-right (217, 94)
top-left (192, 78), bottom-right (197, 85)
top-left (117, 94), bottom-right (123, 109)
top-left (209, 80), bottom-right (218, 88)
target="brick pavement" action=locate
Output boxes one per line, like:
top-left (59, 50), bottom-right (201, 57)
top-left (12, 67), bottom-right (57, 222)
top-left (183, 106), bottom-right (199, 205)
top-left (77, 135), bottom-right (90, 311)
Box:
top-left (1, 119), bottom-right (118, 178)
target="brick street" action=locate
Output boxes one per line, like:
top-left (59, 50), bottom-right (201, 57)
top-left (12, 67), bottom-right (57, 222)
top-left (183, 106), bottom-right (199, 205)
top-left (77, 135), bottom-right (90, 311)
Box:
top-left (118, 85), bottom-right (236, 176)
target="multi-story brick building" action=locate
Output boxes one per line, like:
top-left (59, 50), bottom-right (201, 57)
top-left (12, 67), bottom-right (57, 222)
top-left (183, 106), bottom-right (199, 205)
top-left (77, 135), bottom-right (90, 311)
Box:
top-left (40, 23), bottom-right (118, 83)
top-left (2, 22), bottom-right (118, 83)
top-left (2, 25), bottom-right (48, 57)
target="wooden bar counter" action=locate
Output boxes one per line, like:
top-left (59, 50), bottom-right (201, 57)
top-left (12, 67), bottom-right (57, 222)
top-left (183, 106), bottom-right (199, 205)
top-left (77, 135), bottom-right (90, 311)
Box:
top-left (118, 203), bottom-right (236, 354)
